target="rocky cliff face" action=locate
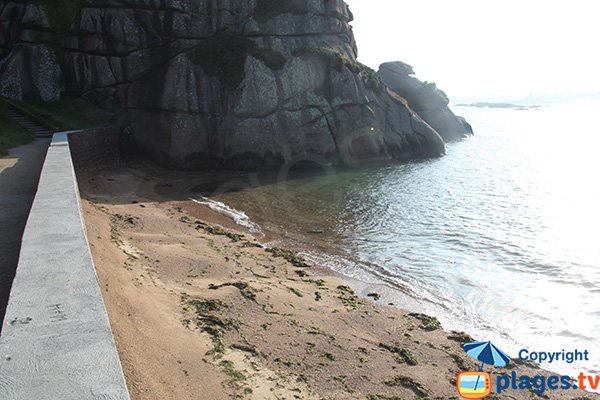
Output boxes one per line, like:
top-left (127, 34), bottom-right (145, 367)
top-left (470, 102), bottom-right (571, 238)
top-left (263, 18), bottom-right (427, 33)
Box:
top-left (0, 1), bottom-right (468, 170)
top-left (379, 61), bottom-right (473, 141)
top-left (0, 2), bottom-right (63, 102)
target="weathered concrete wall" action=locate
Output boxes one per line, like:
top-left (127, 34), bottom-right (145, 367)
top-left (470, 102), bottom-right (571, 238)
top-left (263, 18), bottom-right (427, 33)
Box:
top-left (68, 125), bottom-right (124, 170)
top-left (0, 132), bottom-right (130, 400)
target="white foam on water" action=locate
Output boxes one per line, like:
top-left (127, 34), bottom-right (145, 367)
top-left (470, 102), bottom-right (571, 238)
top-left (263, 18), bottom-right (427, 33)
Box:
top-left (191, 197), bottom-right (262, 233)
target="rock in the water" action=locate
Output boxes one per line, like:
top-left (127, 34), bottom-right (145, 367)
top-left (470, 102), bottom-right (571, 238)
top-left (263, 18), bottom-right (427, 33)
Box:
top-left (379, 61), bottom-right (473, 141)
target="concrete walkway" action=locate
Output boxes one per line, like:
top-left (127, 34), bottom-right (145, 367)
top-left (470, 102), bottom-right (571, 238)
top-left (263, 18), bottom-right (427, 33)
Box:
top-left (0, 138), bottom-right (49, 327)
top-left (0, 133), bottom-right (130, 400)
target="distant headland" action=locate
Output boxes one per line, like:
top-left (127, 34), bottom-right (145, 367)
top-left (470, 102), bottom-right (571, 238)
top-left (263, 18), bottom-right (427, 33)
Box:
top-left (455, 102), bottom-right (542, 110)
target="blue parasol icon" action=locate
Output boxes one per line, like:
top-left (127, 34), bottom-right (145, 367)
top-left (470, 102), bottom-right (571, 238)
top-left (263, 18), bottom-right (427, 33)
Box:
top-left (463, 341), bottom-right (511, 371)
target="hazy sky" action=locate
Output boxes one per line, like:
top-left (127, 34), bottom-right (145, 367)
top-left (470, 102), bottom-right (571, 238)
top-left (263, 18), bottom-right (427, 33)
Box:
top-left (344, 0), bottom-right (600, 102)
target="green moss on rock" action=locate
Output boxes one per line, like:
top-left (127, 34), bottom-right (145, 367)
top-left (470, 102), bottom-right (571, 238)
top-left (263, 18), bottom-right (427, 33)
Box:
top-left (189, 33), bottom-right (256, 90)
top-left (39, 0), bottom-right (85, 42)
top-left (189, 34), bottom-right (287, 89)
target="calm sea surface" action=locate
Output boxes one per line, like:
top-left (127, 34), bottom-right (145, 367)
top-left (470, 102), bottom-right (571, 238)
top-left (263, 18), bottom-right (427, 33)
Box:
top-left (204, 102), bottom-right (600, 376)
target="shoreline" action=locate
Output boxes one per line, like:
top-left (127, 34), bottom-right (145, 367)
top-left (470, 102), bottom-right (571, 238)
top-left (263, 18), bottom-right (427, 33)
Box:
top-left (77, 163), bottom-right (599, 400)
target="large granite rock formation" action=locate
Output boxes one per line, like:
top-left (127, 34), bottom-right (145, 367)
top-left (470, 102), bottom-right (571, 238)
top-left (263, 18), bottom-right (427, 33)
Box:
top-left (0, 3), bottom-right (63, 102)
top-left (0, 1), bottom-right (471, 170)
top-left (379, 61), bottom-right (473, 141)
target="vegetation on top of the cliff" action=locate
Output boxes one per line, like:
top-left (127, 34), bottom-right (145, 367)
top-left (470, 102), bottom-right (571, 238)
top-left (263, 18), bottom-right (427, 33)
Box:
top-left (292, 47), bottom-right (385, 93)
top-left (254, 0), bottom-right (310, 23)
top-left (0, 104), bottom-right (32, 156)
top-left (189, 33), bottom-right (286, 89)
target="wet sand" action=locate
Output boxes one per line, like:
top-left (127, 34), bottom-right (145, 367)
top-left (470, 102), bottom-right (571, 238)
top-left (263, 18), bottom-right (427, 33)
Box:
top-left (78, 164), bottom-right (599, 400)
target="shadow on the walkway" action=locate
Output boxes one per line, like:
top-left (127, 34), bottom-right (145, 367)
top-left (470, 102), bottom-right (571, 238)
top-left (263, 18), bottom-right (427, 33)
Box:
top-left (0, 138), bottom-right (49, 329)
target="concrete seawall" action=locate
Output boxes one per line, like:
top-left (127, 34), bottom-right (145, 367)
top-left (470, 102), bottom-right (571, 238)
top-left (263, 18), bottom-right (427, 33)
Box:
top-left (0, 131), bottom-right (130, 399)
top-left (68, 126), bottom-right (124, 170)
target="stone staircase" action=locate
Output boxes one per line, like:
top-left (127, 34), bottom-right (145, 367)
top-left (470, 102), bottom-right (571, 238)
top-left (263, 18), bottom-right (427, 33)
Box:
top-left (3, 104), bottom-right (54, 139)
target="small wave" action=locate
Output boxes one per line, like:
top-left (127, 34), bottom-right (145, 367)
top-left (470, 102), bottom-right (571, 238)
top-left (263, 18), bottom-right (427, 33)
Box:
top-left (191, 197), bottom-right (262, 233)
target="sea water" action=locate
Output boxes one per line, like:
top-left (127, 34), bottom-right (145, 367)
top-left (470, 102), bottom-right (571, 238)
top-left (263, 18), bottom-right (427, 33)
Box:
top-left (203, 102), bottom-right (600, 377)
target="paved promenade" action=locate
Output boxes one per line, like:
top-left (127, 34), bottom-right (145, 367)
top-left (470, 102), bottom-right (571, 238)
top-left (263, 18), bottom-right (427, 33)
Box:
top-left (0, 138), bottom-right (49, 325)
top-left (0, 133), bottom-right (130, 400)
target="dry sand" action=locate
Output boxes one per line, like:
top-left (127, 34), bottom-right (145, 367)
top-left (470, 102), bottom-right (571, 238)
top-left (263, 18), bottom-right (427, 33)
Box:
top-left (78, 165), bottom-right (599, 400)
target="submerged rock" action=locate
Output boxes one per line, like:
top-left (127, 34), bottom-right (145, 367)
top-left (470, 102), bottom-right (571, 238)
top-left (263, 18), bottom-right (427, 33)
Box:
top-left (379, 61), bottom-right (473, 141)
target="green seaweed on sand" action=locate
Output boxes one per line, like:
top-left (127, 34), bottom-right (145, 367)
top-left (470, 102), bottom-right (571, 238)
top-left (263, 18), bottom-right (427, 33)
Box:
top-left (266, 247), bottom-right (310, 268)
top-left (230, 343), bottom-right (258, 356)
top-left (409, 313), bottom-right (441, 331)
top-left (305, 278), bottom-right (326, 287)
top-left (366, 395), bottom-right (406, 400)
top-left (181, 296), bottom-right (236, 359)
top-left (447, 331), bottom-right (474, 343)
top-left (379, 344), bottom-right (418, 366)
top-left (204, 225), bottom-right (244, 242)
top-left (209, 282), bottom-right (258, 302)
top-left (188, 299), bottom-right (226, 315)
top-left (219, 360), bottom-right (252, 399)
top-left (220, 360), bottom-right (246, 381)
top-left (383, 376), bottom-right (430, 398)
top-left (337, 285), bottom-right (363, 309)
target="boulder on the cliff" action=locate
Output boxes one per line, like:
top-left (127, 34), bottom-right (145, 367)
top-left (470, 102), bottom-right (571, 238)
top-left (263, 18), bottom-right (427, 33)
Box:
top-left (378, 61), bottom-right (473, 141)
top-left (0, 3), bottom-right (62, 102)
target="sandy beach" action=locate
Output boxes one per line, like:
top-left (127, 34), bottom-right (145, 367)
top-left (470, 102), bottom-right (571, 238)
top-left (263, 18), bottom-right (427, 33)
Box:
top-left (77, 164), bottom-right (599, 400)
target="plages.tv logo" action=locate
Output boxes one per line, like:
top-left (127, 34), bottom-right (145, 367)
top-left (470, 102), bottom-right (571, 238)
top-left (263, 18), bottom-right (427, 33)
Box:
top-left (456, 341), bottom-right (597, 398)
top-left (456, 371), bottom-right (491, 399)
top-left (456, 341), bottom-right (510, 399)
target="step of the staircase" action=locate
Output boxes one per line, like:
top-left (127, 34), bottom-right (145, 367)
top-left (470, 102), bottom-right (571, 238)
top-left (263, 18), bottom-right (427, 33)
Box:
top-left (3, 104), bottom-right (55, 137)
